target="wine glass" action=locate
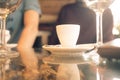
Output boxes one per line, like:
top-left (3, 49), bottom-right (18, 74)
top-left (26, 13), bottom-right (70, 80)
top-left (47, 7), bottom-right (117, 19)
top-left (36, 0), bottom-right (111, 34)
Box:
top-left (84, 0), bottom-right (115, 80)
top-left (85, 0), bottom-right (115, 46)
top-left (0, 0), bottom-right (22, 80)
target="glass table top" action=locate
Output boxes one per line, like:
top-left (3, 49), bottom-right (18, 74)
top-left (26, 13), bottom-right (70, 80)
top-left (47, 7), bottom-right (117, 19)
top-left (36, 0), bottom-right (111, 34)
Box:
top-left (2, 38), bottom-right (120, 80)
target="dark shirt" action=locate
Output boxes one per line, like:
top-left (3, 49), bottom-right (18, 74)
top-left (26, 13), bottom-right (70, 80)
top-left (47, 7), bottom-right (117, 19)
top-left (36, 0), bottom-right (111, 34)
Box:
top-left (50, 1), bottom-right (114, 45)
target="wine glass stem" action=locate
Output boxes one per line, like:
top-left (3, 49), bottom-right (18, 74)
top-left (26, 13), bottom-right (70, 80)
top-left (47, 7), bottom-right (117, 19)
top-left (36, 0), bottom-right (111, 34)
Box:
top-left (0, 17), bottom-right (7, 48)
top-left (96, 12), bottom-right (103, 47)
top-left (0, 64), bottom-right (5, 80)
top-left (96, 67), bottom-right (103, 80)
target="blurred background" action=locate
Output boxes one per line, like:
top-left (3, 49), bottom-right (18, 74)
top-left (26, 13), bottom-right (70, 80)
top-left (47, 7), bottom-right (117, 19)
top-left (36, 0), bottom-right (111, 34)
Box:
top-left (34, 0), bottom-right (120, 47)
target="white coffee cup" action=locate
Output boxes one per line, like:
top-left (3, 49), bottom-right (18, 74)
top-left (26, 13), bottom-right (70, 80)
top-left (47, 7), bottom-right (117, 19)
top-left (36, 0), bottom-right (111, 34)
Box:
top-left (56, 24), bottom-right (80, 47)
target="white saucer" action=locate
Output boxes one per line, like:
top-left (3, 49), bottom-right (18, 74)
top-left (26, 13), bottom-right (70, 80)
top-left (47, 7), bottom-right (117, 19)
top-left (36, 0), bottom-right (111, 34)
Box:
top-left (7, 44), bottom-right (17, 48)
top-left (42, 44), bottom-right (95, 54)
top-left (0, 44), bottom-right (19, 58)
top-left (0, 44), bottom-right (17, 48)
top-left (42, 44), bottom-right (95, 64)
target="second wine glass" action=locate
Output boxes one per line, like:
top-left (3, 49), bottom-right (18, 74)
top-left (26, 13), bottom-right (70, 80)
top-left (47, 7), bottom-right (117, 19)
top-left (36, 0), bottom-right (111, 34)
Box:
top-left (85, 0), bottom-right (115, 46)
top-left (85, 0), bottom-right (115, 80)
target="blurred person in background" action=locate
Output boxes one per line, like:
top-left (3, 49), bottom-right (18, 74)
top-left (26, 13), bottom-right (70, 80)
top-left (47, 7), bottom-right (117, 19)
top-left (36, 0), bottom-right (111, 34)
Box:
top-left (50, 0), bottom-right (114, 45)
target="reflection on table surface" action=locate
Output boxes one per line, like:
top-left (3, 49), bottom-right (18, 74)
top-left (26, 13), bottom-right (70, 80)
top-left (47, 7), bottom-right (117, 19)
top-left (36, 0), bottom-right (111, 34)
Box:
top-left (4, 39), bottom-right (120, 80)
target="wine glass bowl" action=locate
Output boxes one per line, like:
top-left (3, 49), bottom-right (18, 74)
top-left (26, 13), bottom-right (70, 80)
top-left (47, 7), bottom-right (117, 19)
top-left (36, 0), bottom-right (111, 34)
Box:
top-left (0, 0), bottom-right (22, 15)
top-left (85, 0), bottom-right (115, 13)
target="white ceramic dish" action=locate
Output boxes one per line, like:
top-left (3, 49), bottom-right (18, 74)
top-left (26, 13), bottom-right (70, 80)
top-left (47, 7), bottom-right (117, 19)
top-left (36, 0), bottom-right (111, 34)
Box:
top-left (42, 44), bottom-right (95, 64)
top-left (7, 43), bottom-right (17, 48)
top-left (42, 44), bottom-right (95, 53)
top-left (0, 44), bottom-right (19, 58)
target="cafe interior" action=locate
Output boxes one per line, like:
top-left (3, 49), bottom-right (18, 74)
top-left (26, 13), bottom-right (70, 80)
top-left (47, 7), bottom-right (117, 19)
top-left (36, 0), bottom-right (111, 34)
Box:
top-left (37, 0), bottom-right (120, 46)
top-left (1, 0), bottom-right (120, 80)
